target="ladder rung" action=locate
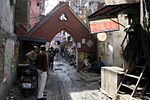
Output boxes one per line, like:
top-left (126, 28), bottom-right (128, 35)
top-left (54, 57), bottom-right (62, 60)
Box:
top-left (122, 84), bottom-right (134, 90)
top-left (137, 87), bottom-right (144, 91)
top-left (139, 56), bottom-right (145, 58)
top-left (126, 74), bottom-right (139, 79)
top-left (118, 91), bottom-right (126, 94)
top-left (122, 84), bottom-right (144, 91)
top-left (141, 76), bottom-right (147, 80)
top-left (136, 66), bottom-right (144, 69)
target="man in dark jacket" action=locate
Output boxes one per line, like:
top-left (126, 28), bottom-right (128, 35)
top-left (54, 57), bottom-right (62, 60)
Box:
top-left (35, 45), bottom-right (48, 100)
top-left (48, 47), bottom-right (55, 69)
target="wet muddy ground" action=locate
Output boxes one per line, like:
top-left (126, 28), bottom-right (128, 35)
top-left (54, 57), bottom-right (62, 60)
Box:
top-left (6, 58), bottom-right (101, 100)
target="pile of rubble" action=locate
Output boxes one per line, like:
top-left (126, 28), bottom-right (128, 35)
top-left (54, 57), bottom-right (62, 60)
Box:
top-left (5, 86), bottom-right (21, 100)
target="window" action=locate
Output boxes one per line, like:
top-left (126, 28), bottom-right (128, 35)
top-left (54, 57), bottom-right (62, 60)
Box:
top-left (37, 3), bottom-right (40, 6)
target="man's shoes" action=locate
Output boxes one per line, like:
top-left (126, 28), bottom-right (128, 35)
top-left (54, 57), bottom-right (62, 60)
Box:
top-left (37, 98), bottom-right (46, 100)
top-left (43, 91), bottom-right (47, 96)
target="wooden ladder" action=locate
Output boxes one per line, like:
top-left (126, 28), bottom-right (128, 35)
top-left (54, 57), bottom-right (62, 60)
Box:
top-left (117, 63), bottom-right (147, 99)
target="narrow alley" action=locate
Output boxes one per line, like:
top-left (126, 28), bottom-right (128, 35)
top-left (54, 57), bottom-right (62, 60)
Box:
top-left (1, 0), bottom-right (150, 100)
top-left (6, 57), bottom-right (101, 100)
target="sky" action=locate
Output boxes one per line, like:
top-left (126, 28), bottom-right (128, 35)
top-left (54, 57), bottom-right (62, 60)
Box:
top-left (45, 0), bottom-right (60, 15)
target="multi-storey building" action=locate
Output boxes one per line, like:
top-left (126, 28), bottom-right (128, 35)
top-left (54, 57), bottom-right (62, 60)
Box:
top-left (64, 0), bottom-right (105, 23)
top-left (30, 0), bottom-right (45, 27)
top-left (15, 0), bottom-right (45, 29)
top-left (15, 0), bottom-right (46, 63)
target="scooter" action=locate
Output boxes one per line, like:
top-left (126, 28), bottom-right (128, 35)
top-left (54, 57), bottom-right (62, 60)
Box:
top-left (18, 64), bottom-right (38, 97)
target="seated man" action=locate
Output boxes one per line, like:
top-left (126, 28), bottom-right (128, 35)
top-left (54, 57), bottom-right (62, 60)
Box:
top-left (81, 56), bottom-right (92, 72)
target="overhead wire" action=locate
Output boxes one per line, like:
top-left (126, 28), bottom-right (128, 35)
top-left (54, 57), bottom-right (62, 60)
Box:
top-left (30, 5), bottom-right (39, 22)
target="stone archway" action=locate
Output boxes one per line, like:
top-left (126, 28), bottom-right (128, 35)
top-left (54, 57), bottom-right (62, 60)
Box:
top-left (28, 2), bottom-right (96, 53)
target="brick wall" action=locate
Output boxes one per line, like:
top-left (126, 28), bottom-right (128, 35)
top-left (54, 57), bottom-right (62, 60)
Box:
top-left (30, 2), bottom-right (97, 53)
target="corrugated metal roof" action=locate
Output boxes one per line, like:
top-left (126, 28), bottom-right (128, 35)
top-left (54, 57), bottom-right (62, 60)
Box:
top-left (88, 3), bottom-right (139, 20)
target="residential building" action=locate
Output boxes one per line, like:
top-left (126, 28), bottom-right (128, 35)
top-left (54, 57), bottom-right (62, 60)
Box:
top-left (30, 0), bottom-right (45, 27)
top-left (15, 0), bottom-right (46, 63)
top-left (15, 0), bottom-right (45, 29)
top-left (65, 0), bottom-right (104, 23)
top-left (0, 0), bottom-right (17, 100)
top-left (88, 0), bottom-right (140, 66)
top-left (15, 0), bottom-right (30, 29)
top-left (88, 0), bottom-right (150, 100)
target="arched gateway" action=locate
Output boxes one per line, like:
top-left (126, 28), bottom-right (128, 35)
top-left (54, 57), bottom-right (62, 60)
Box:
top-left (28, 2), bottom-right (96, 69)
top-left (29, 2), bottom-right (96, 54)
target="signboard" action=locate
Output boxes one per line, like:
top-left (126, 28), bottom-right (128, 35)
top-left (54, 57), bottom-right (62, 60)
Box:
top-left (77, 42), bottom-right (81, 48)
top-left (53, 36), bottom-right (63, 41)
top-left (86, 40), bottom-right (93, 47)
top-left (90, 18), bottom-right (119, 34)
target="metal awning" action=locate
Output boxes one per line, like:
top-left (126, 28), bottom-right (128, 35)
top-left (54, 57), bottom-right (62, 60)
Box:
top-left (88, 3), bottom-right (139, 20)
top-left (17, 35), bottom-right (46, 43)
